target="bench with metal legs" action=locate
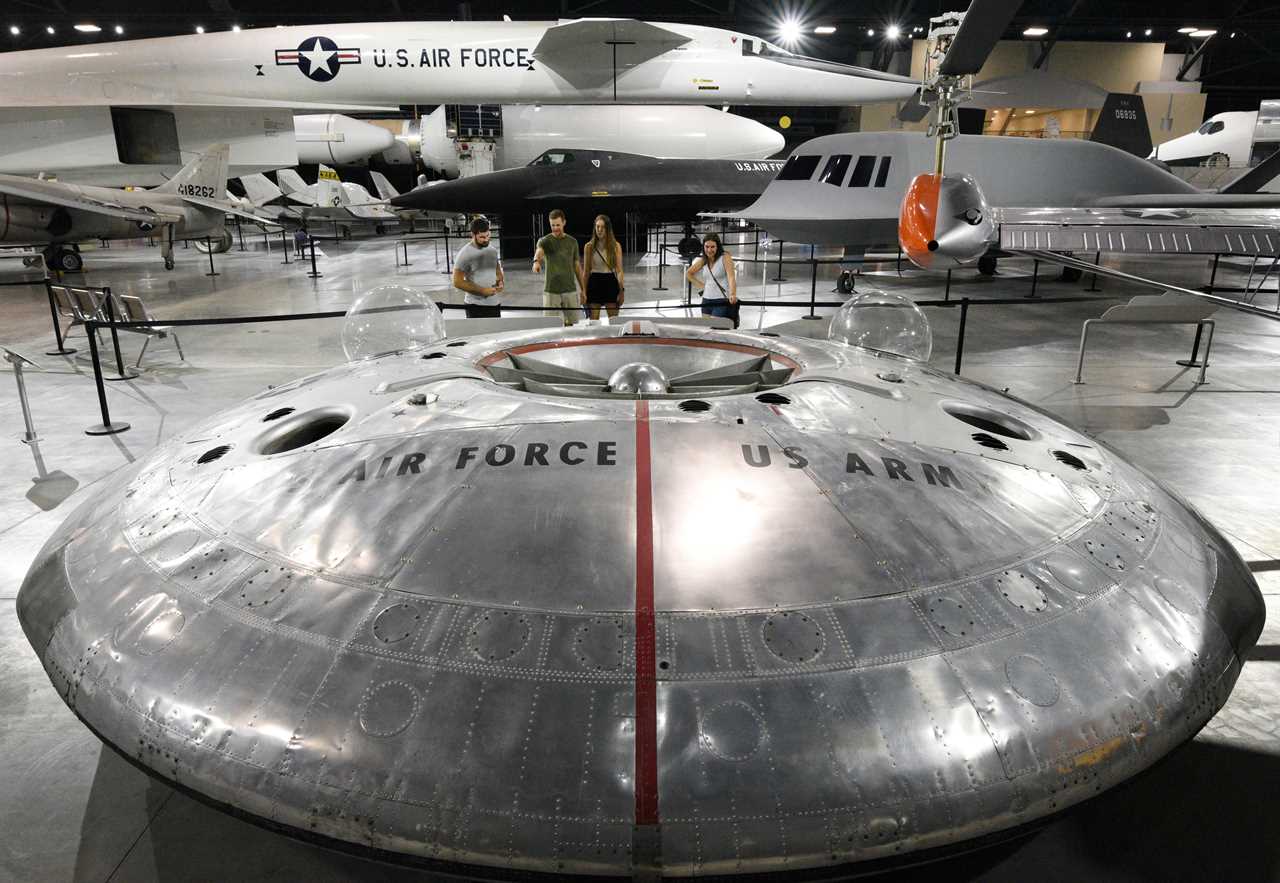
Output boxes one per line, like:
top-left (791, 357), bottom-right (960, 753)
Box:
top-left (1074, 293), bottom-right (1217, 385)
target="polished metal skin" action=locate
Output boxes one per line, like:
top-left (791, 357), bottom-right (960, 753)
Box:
top-left (17, 321), bottom-right (1264, 878)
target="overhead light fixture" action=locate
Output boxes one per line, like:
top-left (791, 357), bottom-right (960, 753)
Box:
top-left (1190, 29), bottom-right (1217, 37)
top-left (1126, 31), bottom-right (1132, 38)
top-left (1230, 31), bottom-right (1236, 38)
top-left (1023, 26), bottom-right (1049, 37)
top-left (114, 25), bottom-right (123, 35)
top-left (8, 25), bottom-right (19, 36)
top-left (1177, 27), bottom-right (1197, 34)
top-left (73, 23), bottom-right (101, 33)
top-left (866, 29), bottom-right (874, 37)
top-left (886, 24), bottom-right (901, 39)
top-left (195, 25), bottom-right (205, 34)
top-left (232, 25), bottom-right (241, 32)
top-left (1025, 109), bottom-right (1034, 114)
top-left (46, 25), bottom-right (54, 34)
top-left (1145, 28), bottom-right (1153, 36)
top-left (813, 25), bottom-right (836, 35)
top-left (777, 18), bottom-right (802, 47)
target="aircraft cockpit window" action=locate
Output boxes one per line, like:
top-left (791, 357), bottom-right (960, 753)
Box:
top-left (1197, 119), bottom-right (1225, 135)
top-left (778, 155), bottom-right (822, 181)
top-left (741, 38), bottom-right (754, 55)
top-left (848, 155), bottom-right (876, 187)
top-left (874, 156), bottom-right (892, 187)
top-left (818, 154), bottom-right (852, 186)
top-left (530, 151), bottom-right (575, 166)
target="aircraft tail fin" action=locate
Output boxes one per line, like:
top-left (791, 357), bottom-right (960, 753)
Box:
top-left (240, 173), bottom-right (283, 206)
top-left (1221, 145), bottom-right (1280, 194)
top-left (153, 143), bottom-right (231, 196)
top-left (369, 170), bottom-right (400, 200)
top-left (1089, 94), bottom-right (1152, 158)
top-left (315, 165), bottom-right (346, 208)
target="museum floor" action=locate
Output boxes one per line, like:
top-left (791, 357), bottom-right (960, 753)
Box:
top-left (1, 233), bottom-right (1278, 882)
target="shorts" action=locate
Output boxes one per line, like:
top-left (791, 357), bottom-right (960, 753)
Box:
top-left (464, 303), bottom-right (501, 319)
top-left (701, 299), bottom-right (740, 329)
top-left (586, 272), bottom-right (620, 305)
top-left (543, 290), bottom-right (580, 325)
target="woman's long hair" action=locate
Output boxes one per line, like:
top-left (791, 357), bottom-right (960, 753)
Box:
top-left (585, 214), bottom-right (618, 271)
top-left (702, 232), bottom-right (725, 265)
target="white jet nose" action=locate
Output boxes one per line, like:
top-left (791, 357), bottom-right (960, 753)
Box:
top-left (719, 112), bottom-right (787, 160)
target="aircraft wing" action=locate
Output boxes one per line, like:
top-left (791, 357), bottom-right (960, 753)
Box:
top-left (534, 19), bottom-right (690, 86)
top-left (993, 205), bottom-right (1280, 257)
top-left (0, 174), bottom-right (165, 225)
top-left (178, 195), bottom-right (284, 226)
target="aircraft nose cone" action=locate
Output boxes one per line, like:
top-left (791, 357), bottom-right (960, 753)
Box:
top-left (607, 362), bottom-right (670, 394)
top-left (898, 173), bottom-right (941, 269)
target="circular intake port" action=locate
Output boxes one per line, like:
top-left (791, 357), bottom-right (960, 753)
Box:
top-left (255, 407), bottom-right (352, 455)
top-left (941, 402), bottom-right (1037, 441)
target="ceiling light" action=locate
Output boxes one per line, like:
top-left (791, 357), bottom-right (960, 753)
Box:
top-left (1190, 29), bottom-right (1217, 37)
top-left (1023, 26), bottom-right (1049, 37)
top-left (114, 25), bottom-right (123, 35)
top-left (1025, 109), bottom-right (1034, 114)
top-left (1144, 28), bottom-right (1152, 36)
top-left (1126, 31), bottom-right (1132, 38)
top-left (232, 25), bottom-right (241, 32)
top-left (45, 25), bottom-right (54, 34)
top-left (813, 25), bottom-right (836, 35)
top-left (195, 26), bottom-right (205, 34)
top-left (1177, 27), bottom-right (1197, 34)
top-left (866, 29), bottom-right (874, 37)
top-left (73, 23), bottom-right (101, 33)
top-left (8, 25), bottom-right (18, 36)
top-left (886, 25), bottom-right (901, 39)
top-left (777, 18), bottom-right (802, 46)
top-left (1230, 31), bottom-right (1236, 38)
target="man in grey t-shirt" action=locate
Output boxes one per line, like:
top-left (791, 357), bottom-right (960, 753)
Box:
top-left (452, 217), bottom-right (504, 318)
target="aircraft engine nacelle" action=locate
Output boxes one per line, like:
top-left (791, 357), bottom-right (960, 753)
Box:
top-left (899, 172), bottom-right (997, 270)
top-left (417, 107), bottom-right (460, 179)
top-left (294, 114), bottom-right (396, 165)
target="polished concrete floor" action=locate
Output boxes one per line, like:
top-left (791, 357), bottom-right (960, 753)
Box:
top-left (1, 233), bottom-right (1278, 882)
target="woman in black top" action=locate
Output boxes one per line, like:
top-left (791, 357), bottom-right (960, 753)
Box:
top-left (581, 214), bottom-right (625, 321)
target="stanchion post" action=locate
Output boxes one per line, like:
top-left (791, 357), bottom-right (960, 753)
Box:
top-left (280, 229), bottom-right (291, 265)
top-left (1177, 322), bottom-right (1207, 368)
top-left (443, 230), bottom-right (453, 274)
top-left (954, 298), bottom-right (970, 375)
top-left (803, 244), bottom-right (820, 320)
top-left (204, 237), bottom-right (219, 277)
top-left (772, 239), bottom-right (787, 282)
top-left (84, 320), bottom-right (130, 436)
top-left (1025, 259), bottom-right (1040, 298)
top-left (236, 218), bottom-right (246, 251)
top-left (1207, 253), bottom-right (1220, 294)
top-left (1086, 251), bottom-right (1101, 292)
top-left (44, 277), bottom-right (75, 355)
top-left (102, 288), bottom-right (139, 381)
top-left (944, 269), bottom-right (952, 303)
top-left (307, 235), bottom-right (322, 278)
top-left (654, 226), bottom-right (668, 291)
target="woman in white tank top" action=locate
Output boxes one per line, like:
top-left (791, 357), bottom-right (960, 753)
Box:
top-left (685, 233), bottom-right (738, 328)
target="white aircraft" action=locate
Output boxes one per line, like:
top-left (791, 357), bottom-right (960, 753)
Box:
top-left (0, 20), bottom-right (917, 111)
top-left (244, 165), bottom-right (399, 233)
top-left (410, 104), bottom-right (785, 178)
top-left (0, 143), bottom-right (264, 271)
top-left (1150, 110), bottom-right (1257, 167)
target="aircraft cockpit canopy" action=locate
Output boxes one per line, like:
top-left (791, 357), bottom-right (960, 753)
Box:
top-left (529, 150), bottom-right (576, 166)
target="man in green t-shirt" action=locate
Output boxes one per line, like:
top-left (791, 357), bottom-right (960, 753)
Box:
top-left (533, 209), bottom-right (584, 326)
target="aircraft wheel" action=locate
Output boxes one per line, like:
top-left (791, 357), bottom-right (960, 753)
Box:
top-left (53, 247), bottom-right (83, 273)
top-left (1059, 266), bottom-right (1082, 283)
top-left (375, 224), bottom-right (387, 236)
top-left (977, 255), bottom-right (998, 276)
top-left (195, 230), bottom-right (234, 254)
top-left (1207, 152), bottom-right (1230, 168)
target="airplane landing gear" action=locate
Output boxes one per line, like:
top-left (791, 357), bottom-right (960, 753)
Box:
top-left (977, 255), bottom-right (998, 276)
top-left (44, 245), bottom-right (83, 273)
top-left (164, 256), bottom-right (175, 271)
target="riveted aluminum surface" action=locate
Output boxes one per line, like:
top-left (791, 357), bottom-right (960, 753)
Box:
top-left (15, 322), bottom-right (1265, 878)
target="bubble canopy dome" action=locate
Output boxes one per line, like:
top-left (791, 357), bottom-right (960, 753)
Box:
top-left (828, 291), bottom-right (933, 361)
top-left (342, 285), bottom-right (447, 361)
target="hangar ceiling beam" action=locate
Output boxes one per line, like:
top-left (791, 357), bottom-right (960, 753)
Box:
top-left (1033, 0), bottom-right (1087, 69)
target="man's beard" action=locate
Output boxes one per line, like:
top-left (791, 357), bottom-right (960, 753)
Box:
top-left (475, 239), bottom-right (489, 248)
